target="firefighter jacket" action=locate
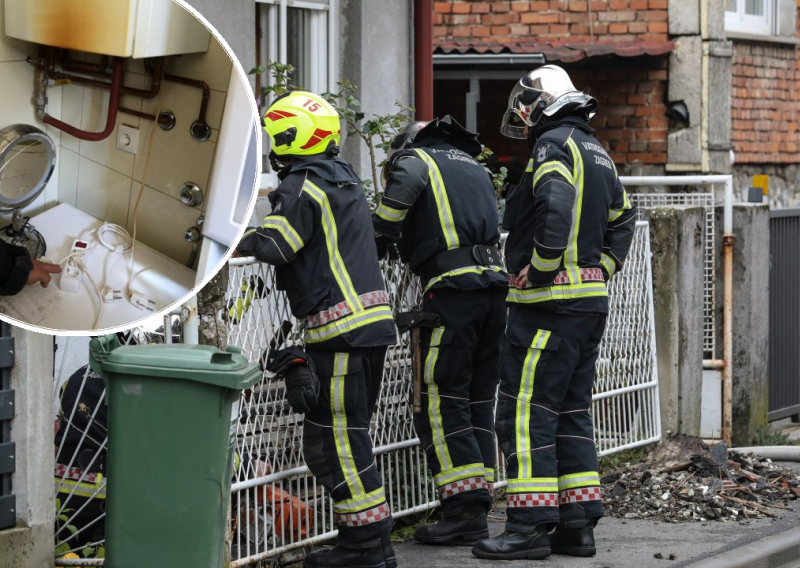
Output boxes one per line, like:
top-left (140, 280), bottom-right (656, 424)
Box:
top-left (503, 115), bottom-right (637, 314)
top-left (238, 155), bottom-right (397, 350)
top-left (373, 130), bottom-right (507, 293)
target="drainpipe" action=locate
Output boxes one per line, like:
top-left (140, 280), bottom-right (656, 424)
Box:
top-left (721, 178), bottom-right (734, 446)
top-left (414, 0), bottom-right (433, 120)
top-left (41, 58), bottom-right (124, 142)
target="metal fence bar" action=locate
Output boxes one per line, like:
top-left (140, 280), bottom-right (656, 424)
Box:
top-left (51, 222), bottom-right (659, 567)
top-left (768, 209), bottom-right (800, 421)
top-left (0, 322), bottom-right (15, 531)
top-left (225, 221), bottom-right (659, 565)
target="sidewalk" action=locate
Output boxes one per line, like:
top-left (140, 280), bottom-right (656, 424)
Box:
top-left (393, 462), bottom-right (800, 568)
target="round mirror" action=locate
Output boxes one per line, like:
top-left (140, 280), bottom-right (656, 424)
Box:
top-left (0, 124), bottom-right (56, 211)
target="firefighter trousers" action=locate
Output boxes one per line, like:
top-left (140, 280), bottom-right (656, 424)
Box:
top-left (496, 305), bottom-right (607, 531)
top-left (414, 286), bottom-right (508, 515)
top-left (303, 346), bottom-right (393, 547)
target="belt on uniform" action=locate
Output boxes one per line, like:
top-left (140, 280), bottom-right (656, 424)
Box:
top-left (418, 245), bottom-right (503, 284)
top-left (551, 267), bottom-right (605, 285)
top-left (306, 290), bottom-right (390, 329)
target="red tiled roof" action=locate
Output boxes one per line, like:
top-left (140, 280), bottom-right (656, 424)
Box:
top-left (434, 40), bottom-right (674, 63)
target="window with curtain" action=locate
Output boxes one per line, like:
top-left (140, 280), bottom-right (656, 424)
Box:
top-left (255, 0), bottom-right (338, 183)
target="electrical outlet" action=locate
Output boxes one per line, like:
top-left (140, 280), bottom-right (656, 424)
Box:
top-left (117, 125), bottom-right (139, 155)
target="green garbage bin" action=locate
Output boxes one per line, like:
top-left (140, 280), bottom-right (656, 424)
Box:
top-left (89, 335), bottom-right (261, 568)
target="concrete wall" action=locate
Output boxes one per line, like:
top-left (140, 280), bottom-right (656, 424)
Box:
top-left (714, 204), bottom-right (770, 446)
top-left (339, 0), bottom-right (414, 185)
top-left (647, 206), bottom-right (706, 436)
top-left (0, 329), bottom-right (55, 568)
top-left (184, 0), bottom-right (256, 89)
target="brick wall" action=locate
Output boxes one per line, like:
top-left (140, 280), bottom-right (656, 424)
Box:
top-left (730, 43), bottom-right (800, 164)
top-left (433, 0), bottom-right (669, 44)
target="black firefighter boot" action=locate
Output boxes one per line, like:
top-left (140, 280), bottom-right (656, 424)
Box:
top-left (471, 526), bottom-right (551, 561)
top-left (303, 536), bottom-right (396, 568)
top-left (414, 504), bottom-right (489, 546)
top-left (549, 518), bottom-right (597, 557)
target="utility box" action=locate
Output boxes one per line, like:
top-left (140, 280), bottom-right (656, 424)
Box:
top-left (5, 0), bottom-right (210, 58)
top-left (89, 335), bottom-right (260, 568)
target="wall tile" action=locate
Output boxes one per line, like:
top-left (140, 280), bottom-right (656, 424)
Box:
top-left (60, 84), bottom-right (84, 154)
top-left (0, 0), bottom-right (37, 63)
top-left (141, 82), bottom-right (226, 134)
top-left (163, 36), bottom-right (233, 93)
top-left (0, 61), bottom-right (38, 127)
top-left (44, 157), bottom-right (59, 210)
top-left (132, 116), bottom-right (217, 201)
top-left (57, 148), bottom-right (80, 207)
top-left (76, 156), bottom-right (132, 227)
top-left (126, 184), bottom-right (200, 264)
top-left (78, 81), bottom-right (137, 178)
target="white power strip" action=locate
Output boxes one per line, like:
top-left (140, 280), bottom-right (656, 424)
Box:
top-left (58, 239), bottom-right (93, 294)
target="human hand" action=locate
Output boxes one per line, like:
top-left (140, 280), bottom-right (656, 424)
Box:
top-left (27, 259), bottom-right (62, 288)
top-left (515, 265), bottom-right (530, 289)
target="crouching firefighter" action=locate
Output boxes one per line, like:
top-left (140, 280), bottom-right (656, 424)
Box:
top-left (373, 116), bottom-right (508, 546)
top-left (236, 91), bottom-right (398, 568)
top-left (471, 66), bottom-right (637, 561)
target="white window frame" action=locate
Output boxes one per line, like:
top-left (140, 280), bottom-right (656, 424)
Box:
top-left (725, 0), bottom-right (775, 36)
top-left (255, 0), bottom-right (339, 189)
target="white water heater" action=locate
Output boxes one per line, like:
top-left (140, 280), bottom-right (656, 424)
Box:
top-left (4, 0), bottom-right (210, 58)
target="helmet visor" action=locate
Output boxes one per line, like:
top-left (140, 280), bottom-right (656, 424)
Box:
top-left (500, 108), bottom-right (528, 139)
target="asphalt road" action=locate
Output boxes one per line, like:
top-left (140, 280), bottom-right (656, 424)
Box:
top-left (393, 462), bottom-right (800, 568)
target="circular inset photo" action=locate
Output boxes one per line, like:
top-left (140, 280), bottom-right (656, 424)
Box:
top-left (0, 0), bottom-right (259, 333)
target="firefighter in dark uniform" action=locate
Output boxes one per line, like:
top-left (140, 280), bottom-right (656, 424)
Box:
top-left (236, 91), bottom-right (398, 568)
top-left (472, 65), bottom-right (637, 561)
top-left (373, 116), bottom-right (507, 546)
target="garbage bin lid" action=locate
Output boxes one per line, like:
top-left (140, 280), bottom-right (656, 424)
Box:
top-left (90, 342), bottom-right (262, 390)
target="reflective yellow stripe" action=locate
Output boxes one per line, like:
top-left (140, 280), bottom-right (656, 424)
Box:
top-left (413, 149), bottom-right (460, 250)
top-left (261, 215), bottom-right (304, 253)
top-left (56, 478), bottom-right (107, 500)
top-left (507, 477), bottom-right (559, 493)
top-left (241, 227), bottom-right (256, 239)
top-left (558, 471), bottom-right (600, 490)
top-left (434, 462), bottom-right (485, 487)
top-left (423, 265), bottom-right (505, 293)
top-left (608, 188), bottom-right (632, 222)
top-left (485, 467), bottom-right (496, 483)
top-left (599, 253), bottom-right (616, 278)
top-left (426, 327), bottom-right (453, 472)
top-left (375, 202), bottom-right (407, 223)
top-left (304, 305), bottom-right (394, 344)
top-left (303, 181), bottom-right (362, 313)
top-left (564, 138), bottom-right (585, 284)
top-left (334, 487), bottom-right (386, 513)
top-left (516, 330), bottom-right (551, 479)
top-left (331, 353), bottom-right (365, 498)
top-left (525, 158), bottom-right (534, 173)
top-left (531, 248), bottom-right (560, 272)
top-left (507, 282), bottom-right (607, 304)
top-left (532, 161), bottom-right (575, 187)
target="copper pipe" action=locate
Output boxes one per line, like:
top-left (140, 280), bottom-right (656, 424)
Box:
top-left (43, 58), bottom-right (123, 142)
top-left (164, 73), bottom-right (210, 124)
top-left (721, 233), bottom-right (734, 446)
top-left (60, 51), bottom-right (109, 75)
top-left (414, 0), bottom-right (433, 120)
top-left (56, 55), bottom-right (164, 100)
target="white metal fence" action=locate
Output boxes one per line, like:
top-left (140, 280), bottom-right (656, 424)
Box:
top-left (628, 190), bottom-right (716, 360)
top-left (52, 222), bottom-right (659, 567)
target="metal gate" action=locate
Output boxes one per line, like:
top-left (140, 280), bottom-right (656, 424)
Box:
top-left (769, 209), bottom-right (800, 422)
top-left (0, 322), bottom-right (14, 531)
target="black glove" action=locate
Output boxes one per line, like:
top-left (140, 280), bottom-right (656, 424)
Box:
top-left (265, 347), bottom-right (320, 414)
top-left (375, 235), bottom-right (399, 261)
top-left (395, 310), bottom-right (441, 335)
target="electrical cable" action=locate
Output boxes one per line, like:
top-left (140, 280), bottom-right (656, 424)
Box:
top-left (128, 66), bottom-right (167, 299)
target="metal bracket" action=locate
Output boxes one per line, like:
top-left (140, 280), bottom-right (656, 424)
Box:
top-left (0, 442), bottom-right (15, 475)
top-left (0, 336), bottom-right (14, 369)
top-left (0, 390), bottom-right (13, 422)
top-left (0, 494), bottom-right (15, 530)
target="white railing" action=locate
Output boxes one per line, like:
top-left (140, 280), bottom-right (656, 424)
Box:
top-left (52, 222), bottom-right (659, 567)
